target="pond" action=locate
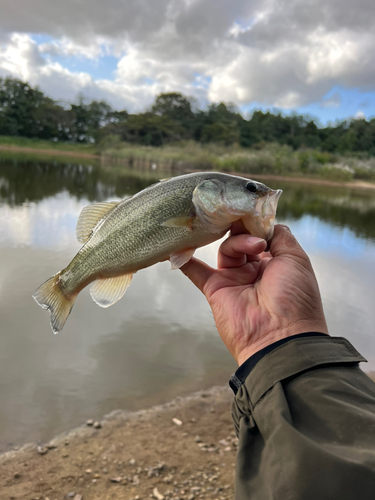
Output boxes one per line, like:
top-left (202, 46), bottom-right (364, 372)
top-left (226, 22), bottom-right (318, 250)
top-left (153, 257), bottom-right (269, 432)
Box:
top-left (1, 155), bottom-right (375, 452)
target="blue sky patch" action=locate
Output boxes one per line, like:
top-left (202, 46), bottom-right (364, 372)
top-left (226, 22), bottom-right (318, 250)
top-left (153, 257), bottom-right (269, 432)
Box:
top-left (192, 73), bottom-right (212, 89)
top-left (31, 34), bottom-right (119, 80)
top-left (47, 53), bottom-right (118, 81)
top-left (298, 87), bottom-right (375, 125)
top-left (30, 34), bottom-right (55, 45)
top-left (240, 86), bottom-right (375, 125)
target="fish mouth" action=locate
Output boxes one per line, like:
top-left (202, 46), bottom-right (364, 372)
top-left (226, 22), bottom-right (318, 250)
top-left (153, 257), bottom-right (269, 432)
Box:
top-left (242, 188), bottom-right (282, 241)
top-left (261, 189), bottom-right (282, 218)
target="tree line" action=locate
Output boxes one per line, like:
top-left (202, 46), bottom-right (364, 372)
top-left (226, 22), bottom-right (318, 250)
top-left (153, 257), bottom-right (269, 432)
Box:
top-left (1, 76), bottom-right (375, 155)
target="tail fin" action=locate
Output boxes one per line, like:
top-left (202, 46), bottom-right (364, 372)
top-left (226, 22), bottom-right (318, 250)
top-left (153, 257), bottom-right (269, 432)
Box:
top-left (32, 272), bottom-right (76, 334)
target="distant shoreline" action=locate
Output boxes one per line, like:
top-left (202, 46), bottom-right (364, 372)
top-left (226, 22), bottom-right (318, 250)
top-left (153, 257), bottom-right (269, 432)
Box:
top-left (1, 144), bottom-right (375, 191)
top-left (0, 145), bottom-right (100, 160)
top-left (186, 170), bottom-right (375, 192)
top-left (242, 173), bottom-right (375, 191)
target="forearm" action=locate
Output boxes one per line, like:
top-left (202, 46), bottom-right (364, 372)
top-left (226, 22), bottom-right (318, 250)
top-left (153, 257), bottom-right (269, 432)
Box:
top-left (231, 336), bottom-right (375, 500)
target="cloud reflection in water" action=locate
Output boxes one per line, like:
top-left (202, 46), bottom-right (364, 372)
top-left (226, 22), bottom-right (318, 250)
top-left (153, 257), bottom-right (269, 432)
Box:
top-left (0, 169), bottom-right (375, 451)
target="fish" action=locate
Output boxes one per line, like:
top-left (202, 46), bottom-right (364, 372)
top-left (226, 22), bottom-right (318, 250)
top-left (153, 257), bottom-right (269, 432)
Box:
top-left (33, 172), bottom-right (282, 334)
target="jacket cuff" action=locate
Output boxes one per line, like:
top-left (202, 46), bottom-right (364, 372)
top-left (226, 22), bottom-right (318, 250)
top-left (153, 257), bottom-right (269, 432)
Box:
top-left (235, 336), bottom-right (366, 408)
top-left (229, 332), bottom-right (327, 394)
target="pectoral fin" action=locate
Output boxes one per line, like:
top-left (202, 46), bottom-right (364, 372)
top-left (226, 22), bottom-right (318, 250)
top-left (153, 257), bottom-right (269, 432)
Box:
top-left (169, 248), bottom-right (196, 270)
top-left (90, 273), bottom-right (133, 308)
top-left (76, 201), bottom-right (119, 243)
top-left (162, 216), bottom-right (194, 229)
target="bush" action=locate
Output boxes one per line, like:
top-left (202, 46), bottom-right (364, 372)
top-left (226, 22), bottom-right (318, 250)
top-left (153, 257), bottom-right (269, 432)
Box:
top-left (101, 140), bottom-right (375, 184)
top-left (97, 134), bottom-right (122, 151)
top-left (319, 164), bottom-right (354, 182)
top-left (353, 166), bottom-right (375, 181)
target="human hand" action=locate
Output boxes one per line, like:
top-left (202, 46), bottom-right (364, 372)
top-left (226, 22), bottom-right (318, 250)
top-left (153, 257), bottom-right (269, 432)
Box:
top-left (181, 224), bottom-right (328, 366)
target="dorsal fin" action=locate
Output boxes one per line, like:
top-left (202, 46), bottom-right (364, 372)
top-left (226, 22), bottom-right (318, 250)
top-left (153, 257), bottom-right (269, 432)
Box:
top-left (76, 201), bottom-right (119, 244)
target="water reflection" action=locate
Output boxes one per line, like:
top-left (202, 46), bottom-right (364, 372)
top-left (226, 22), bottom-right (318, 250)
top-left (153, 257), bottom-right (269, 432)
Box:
top-left (270, 180), bottom-right (375, 241)
top-left (1, 157), bottom-right (374, 242)
top-left (0, 155), bottom-right (375, 451)
top-left (0, 156), bottom-right (160, 205)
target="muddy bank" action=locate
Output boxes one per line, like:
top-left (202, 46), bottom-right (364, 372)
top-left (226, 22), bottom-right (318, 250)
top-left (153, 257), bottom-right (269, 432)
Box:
top-left (0, 145), bottom-right (99, 160)
top-left (2, 371), bottom-right (375, 500)
top-left (0, 386), bottom-right (236, 500)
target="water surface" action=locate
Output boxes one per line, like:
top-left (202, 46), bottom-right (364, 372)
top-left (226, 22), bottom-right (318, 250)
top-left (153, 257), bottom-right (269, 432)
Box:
top-left (1, 156), bottom-right (375, 451)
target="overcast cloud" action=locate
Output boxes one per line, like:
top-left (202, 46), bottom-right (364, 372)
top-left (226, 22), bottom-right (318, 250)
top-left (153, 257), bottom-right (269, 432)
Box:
top-left (0, 0), bottom-right (374, 120)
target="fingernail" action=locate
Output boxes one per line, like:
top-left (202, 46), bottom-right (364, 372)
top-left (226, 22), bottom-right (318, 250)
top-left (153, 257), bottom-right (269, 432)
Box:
top-left (279, 224), bottom-right (291, 233)
top-left (246, 236), bottom-right (266, 245)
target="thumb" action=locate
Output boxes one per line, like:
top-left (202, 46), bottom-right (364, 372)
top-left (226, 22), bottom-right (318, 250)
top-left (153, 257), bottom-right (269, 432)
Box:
top-left (269, 225), bottom-right (311, 266)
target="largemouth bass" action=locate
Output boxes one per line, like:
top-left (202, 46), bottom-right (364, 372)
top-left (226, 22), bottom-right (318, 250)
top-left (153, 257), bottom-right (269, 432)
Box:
top-left (33, 172), bottom-right (282, 334)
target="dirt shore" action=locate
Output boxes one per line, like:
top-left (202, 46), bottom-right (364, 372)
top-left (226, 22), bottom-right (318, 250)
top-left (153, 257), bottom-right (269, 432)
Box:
top-left (2, 371), bottom-right (374, 500)
top-left (0, 386), bottom-right (236, 500)
top-left (0, 145), bottom-right (99, 160)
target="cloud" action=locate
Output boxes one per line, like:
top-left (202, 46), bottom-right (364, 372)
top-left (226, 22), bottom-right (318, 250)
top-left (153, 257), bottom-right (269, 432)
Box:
top-left (0, 0), bottom-right (171, 43)
top-left (0, 34), bottom-right (45, 81)
top-left (39, 37), bottom-right (109, 60)
top-left (320, 91), bottom-right (341, 108)
top-left (0, 0), bottom-right (374, 112)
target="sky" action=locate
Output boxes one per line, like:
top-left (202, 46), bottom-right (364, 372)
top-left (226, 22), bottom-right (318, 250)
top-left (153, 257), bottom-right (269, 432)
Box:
top-left (0, 0), bottom-right (374, 124)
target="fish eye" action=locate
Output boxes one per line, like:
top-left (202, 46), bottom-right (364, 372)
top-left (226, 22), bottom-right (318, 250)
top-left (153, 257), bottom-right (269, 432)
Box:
top-left (246, 182), bottom-right (257, 193)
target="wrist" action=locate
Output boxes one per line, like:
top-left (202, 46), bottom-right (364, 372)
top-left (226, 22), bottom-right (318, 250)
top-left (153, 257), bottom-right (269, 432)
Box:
top-left (236, 320), bottom-right (329, 366)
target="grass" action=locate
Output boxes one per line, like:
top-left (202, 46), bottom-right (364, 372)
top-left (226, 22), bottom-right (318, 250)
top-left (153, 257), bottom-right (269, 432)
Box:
top-left (0, 149), bottom-right (100, 165)
top-left (102, 140), bottom-right (375, 183)
top-left (0, 135), bottom-right (98, 155)
top-left (101, 140), bottom-right (221, 170)
top-left (1, 135), bottom-right (375, 183)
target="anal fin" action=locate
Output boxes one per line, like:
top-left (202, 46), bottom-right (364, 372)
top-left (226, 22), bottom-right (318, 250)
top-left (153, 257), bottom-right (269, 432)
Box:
top-left (90, 273), bottom-right (133, 308)
top-left (170, 248), bottom-right (196, 270)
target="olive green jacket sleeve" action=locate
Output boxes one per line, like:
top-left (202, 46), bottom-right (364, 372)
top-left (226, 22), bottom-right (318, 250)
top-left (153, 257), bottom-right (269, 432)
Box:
top-left (231, 336), bottom-right (375, 500)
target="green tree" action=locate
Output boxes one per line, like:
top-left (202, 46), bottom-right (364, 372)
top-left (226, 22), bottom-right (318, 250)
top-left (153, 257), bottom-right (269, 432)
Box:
top-left (151, 92), bottom-right (195, 140)
top-left (1, 76), bottom-right (375, 157)
top-left (124, 112), bottom-right (183, 146)
top-left (198, 102), bottom-right (242, 145)
top-left (70, 97), bottom-right (112, 142)
top-left (201, 122), bottom-right (240, 145)
top-left (152, 93), bottom-right (193, 121)
top-left (0, 78), bottom-right (46, 137)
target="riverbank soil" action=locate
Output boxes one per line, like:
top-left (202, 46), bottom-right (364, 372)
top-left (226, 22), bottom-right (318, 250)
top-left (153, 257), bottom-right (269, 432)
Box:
top-left (0, 387), bottom-right (236, 500)
top-left (0, 146), bottom-right (99, 160)
top-left (2, 373), bottom-right (375, 500)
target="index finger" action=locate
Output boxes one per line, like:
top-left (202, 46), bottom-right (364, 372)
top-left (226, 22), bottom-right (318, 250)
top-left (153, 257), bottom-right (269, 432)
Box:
top-left (180, 257), bottom-right (215, 294)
